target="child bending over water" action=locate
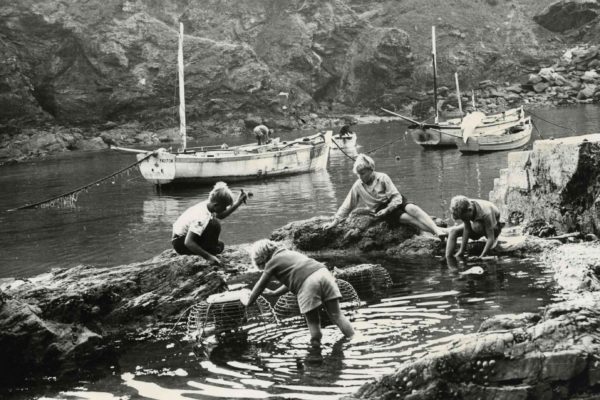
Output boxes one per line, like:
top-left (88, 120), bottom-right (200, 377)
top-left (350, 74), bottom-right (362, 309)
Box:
top-left (445, 195), bottom-right (503, 259)
top-left (241, 239), bottom-right (354, 348)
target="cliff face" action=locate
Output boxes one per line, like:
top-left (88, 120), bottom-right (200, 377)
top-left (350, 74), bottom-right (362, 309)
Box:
top-left (2, 0), bottom-right (600, 138)
top-left (490, 134), bottom-right (600, 236)
top-left (0, 0), bottom-right (417, 131)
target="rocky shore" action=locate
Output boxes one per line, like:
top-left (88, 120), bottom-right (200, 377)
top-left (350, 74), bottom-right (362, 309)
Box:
top-left (344, 243), bottom-right (600, 400)
top-left (3, 0), bottom-right (600, 163)
top-left (3, 134), bottom-right (600, 397)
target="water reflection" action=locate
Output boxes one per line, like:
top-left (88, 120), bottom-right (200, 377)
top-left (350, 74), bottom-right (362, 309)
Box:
top-left (1, 105), bottom-right (600, 278)
top-left (47, 255), bottom-right (561, 400)
top-left (140, 170), bottom-right (337, 245)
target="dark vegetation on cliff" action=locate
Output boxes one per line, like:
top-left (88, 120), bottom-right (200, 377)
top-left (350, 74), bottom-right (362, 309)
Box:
top-left (1, 0), bottom-right (600, 160)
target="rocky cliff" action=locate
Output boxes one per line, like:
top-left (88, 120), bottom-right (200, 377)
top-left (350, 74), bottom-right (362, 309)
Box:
top-left (490, 134), bottom-right (600, 236)
top-left (3, 0), bottom-right (600, 161)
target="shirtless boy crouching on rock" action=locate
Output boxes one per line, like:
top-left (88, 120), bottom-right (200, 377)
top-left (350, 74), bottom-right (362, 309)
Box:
top-left (445, 195), bottom-right (504, 259)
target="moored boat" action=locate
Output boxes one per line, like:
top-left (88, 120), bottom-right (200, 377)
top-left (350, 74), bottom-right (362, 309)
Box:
top-left (386, 26), bottom-right (529, 149)
top-left (407, 106), bottom-right (527, 148)
top-left (114, 132), bottom-right (332, 185)
top-left (112, 23), bottom-right (333, 186)
top-left (331, 132), bottom-right (357, 149)
top-left (455, 116), bottom-right (533, 153)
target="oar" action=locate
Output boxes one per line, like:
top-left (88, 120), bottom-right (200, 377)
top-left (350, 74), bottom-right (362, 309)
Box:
top-left (380, 108), bottom-right (462, 138)
top-left (380, 108), bottom-right (423, 126)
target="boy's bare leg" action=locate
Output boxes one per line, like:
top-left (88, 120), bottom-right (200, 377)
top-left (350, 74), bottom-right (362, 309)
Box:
top-left (323, 299), bottom-right (354, 339)
top-left (304, 308), bottom-right (323, 348)
top-left (445, 224), bottom-right (464, 258)
top-left (400, 204), bottom-right (448, 237)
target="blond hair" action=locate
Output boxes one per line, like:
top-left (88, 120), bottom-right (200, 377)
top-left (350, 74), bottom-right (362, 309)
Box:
top-left (352, 153), bottom-right (375, 175)
top-left (208, 181), bottom-right (233, 206)
top-left (249, 239), bottom-right (283, 269)
top-left (450, 195), bottom-right (471, 219)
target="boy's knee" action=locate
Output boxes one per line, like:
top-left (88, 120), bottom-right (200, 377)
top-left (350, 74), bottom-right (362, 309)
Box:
top-left (448, 226), bottom-right (461, 237)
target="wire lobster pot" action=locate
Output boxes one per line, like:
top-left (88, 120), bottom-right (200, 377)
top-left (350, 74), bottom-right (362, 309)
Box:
top-left (186, 290), bottom-right (278, 342)
top-left (334, 264), bottom-right (393, 299)
top-left (274, 278), bottom-right (361, 321)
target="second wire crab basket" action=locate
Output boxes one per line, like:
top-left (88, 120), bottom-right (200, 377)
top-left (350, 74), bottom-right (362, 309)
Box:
top-left (333, 264), bottom-right (393, 298)
top-left (273, 278), bottom-right (361, 321)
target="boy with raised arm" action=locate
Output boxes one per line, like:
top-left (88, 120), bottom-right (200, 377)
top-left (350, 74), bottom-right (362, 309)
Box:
top-left (171, 182), bottom-right (247, 266)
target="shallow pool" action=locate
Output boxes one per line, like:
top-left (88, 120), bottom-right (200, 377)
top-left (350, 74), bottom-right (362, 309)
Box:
top-left (16, 254), bottom-right (566, 400)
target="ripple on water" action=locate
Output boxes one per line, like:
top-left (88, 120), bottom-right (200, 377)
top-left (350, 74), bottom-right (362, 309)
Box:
top-left (44, 257), bottom-right (563, 400)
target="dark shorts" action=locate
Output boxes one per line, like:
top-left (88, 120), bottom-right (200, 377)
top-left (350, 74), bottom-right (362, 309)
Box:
top-left (469, 221), bottom-right (504, 240)
top-left (376, 194), bottom-right (412, 226)
top-left (172, 218), bottom-right (224, 255)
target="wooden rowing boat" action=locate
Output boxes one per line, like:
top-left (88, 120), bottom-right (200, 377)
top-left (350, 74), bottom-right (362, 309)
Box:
top-left (112, 23), bottom-right (333, 186)
top-left (455, 116), bottom-right (533, 153)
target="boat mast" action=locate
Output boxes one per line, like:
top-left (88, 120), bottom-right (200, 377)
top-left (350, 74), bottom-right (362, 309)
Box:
top-left (455, 72), bottom-right (463, 116)
top-left (178, 22), bottom-right (187, 152)
top-left (432, 26), bottom-right (439, 123)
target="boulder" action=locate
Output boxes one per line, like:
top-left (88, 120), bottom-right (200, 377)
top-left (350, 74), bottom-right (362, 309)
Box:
top-left (270, 214), bottom-right (426, 254)
top-left (490, 135), bottom-right (600, 235)
top-left (581, 69), bottom-right (600, 82)
top-left (577, 83), bottom-right (598, 99)
top-left (532, 82), bottom-right (550, 93)
top-left (533, 0), bottom-right (600, 33)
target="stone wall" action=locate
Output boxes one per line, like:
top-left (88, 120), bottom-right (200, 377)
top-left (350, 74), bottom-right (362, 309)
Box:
top-left (490, 133), bottom-right (600, 235)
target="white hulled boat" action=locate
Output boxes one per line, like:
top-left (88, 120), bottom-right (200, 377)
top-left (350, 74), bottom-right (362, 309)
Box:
top-left (113, 23), bottom-right (332, 186)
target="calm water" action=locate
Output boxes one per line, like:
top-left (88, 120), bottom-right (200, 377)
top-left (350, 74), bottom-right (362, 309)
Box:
top-left (1, 105), bottom-right (598, 399)
top-left (2, 105), bottom-right (599, 279)
top-left (16, 255), bottom-right (566, 400)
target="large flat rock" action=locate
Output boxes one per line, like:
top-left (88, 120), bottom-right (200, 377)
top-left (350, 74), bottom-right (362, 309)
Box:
top-left (490, 133), bottom-right (600, 235)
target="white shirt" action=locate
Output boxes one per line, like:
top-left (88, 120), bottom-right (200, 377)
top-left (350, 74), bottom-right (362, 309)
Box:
top-left (172, 200), bottom-right (213, 237)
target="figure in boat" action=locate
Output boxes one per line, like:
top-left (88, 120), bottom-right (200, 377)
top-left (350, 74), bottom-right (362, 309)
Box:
top-left (253, 124), bottom-right (274, 145)
top-left (336, 123), bottom-right (354, 139)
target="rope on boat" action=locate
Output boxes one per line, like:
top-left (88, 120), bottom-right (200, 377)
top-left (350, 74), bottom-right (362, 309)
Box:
top-left (532, 121), bottom-right (545, 140)
top-left (364, 136), bottom-right (406, 156)
top-left (528, 111), bottom-right (576, 134)
top-left (331, 131), bottom-right (408, 162)
top-left (330, 136), bottom-right (357, 161)
top-left (8, 152), bottom-right (155, 211)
